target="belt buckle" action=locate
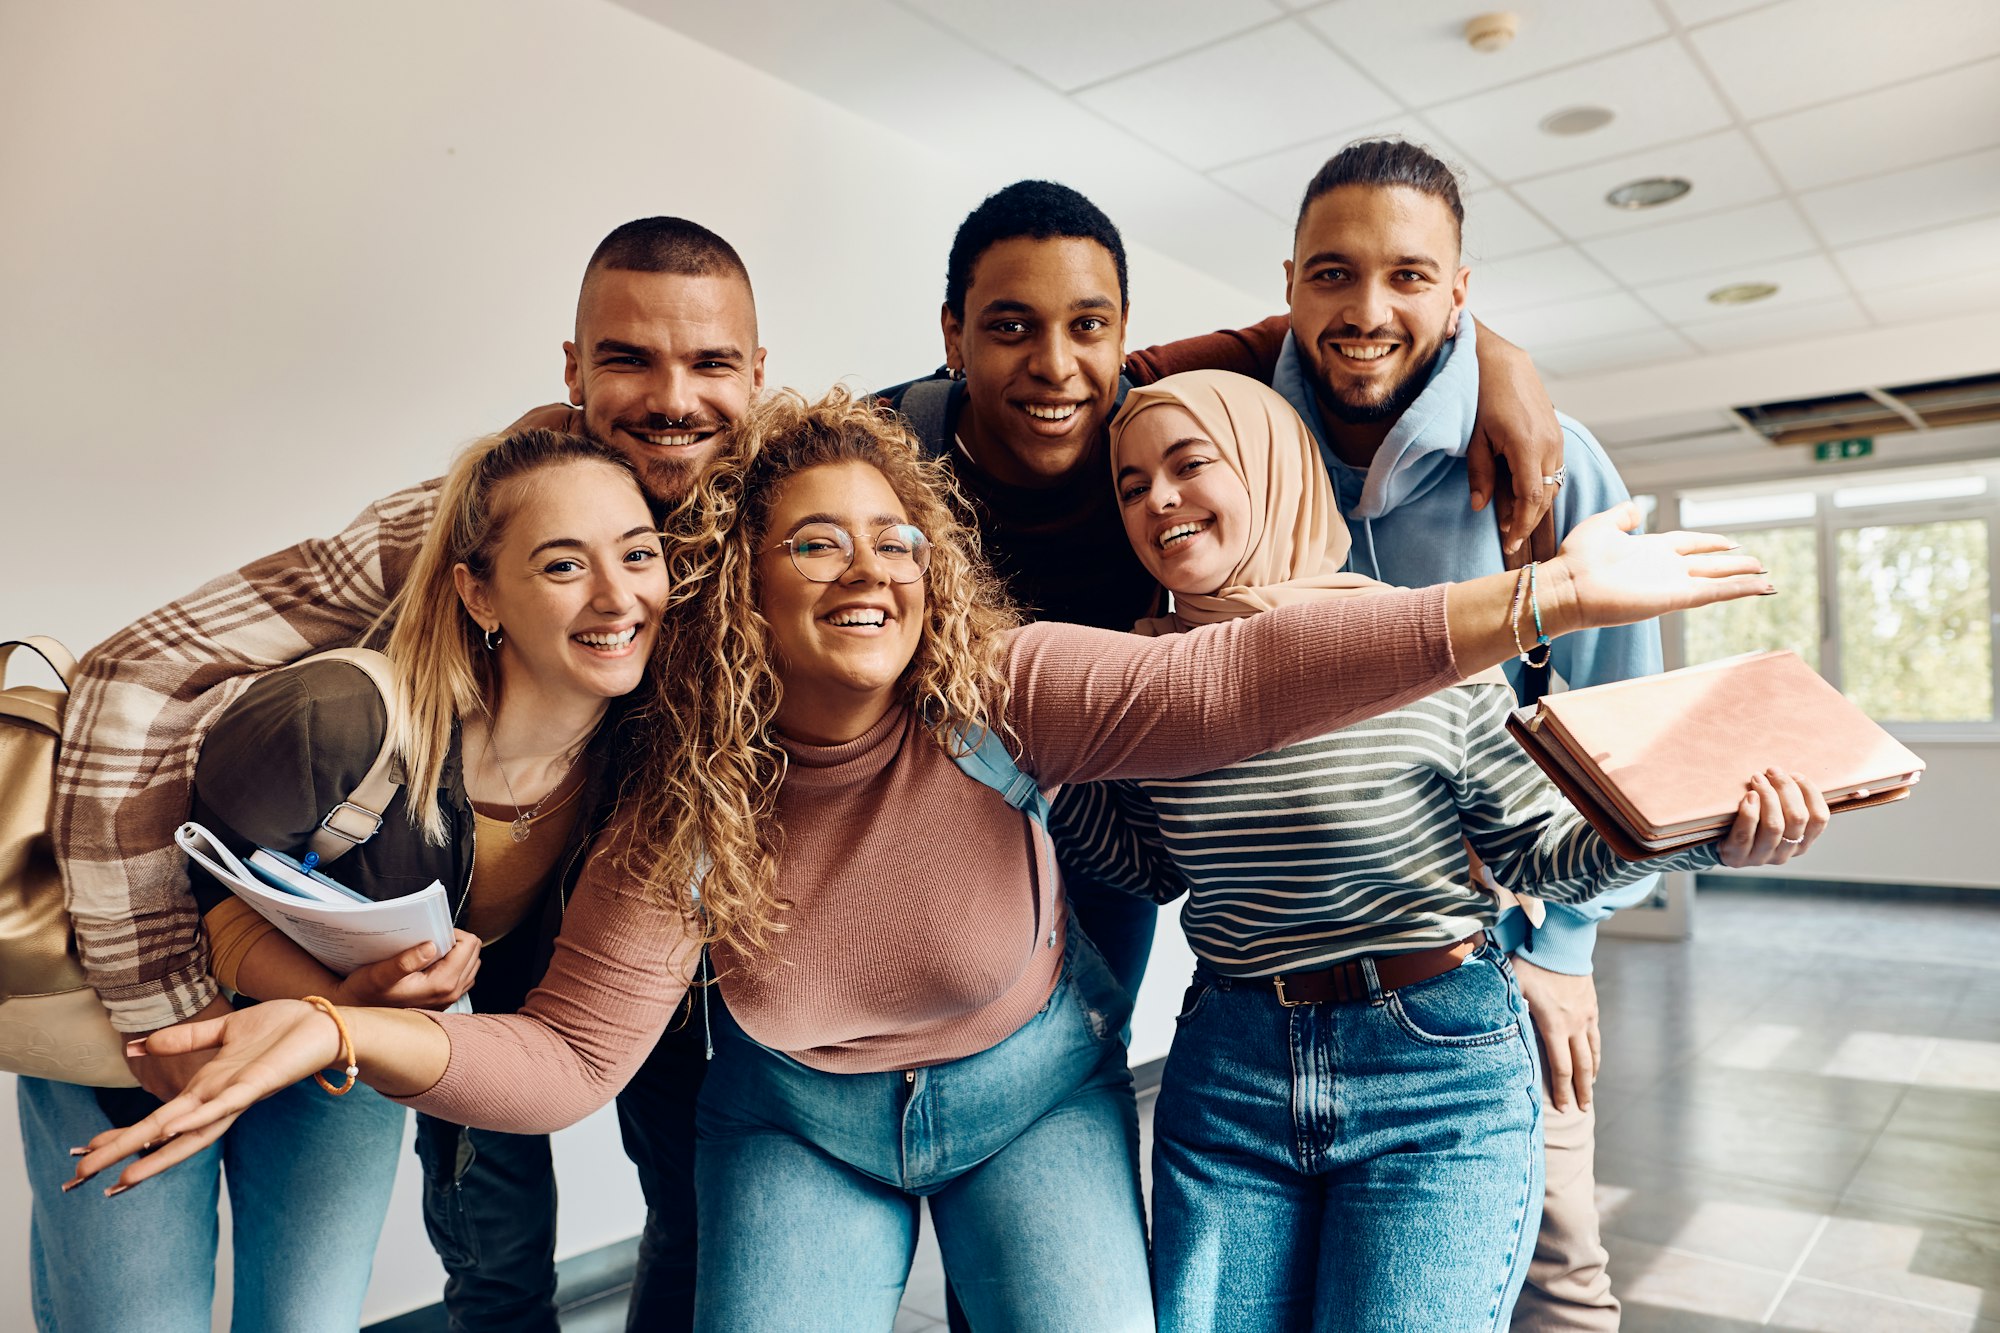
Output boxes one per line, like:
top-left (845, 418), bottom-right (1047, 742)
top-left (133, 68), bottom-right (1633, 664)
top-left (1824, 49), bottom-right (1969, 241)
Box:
top-left (1273, 974), bottom-right (1310, 1008)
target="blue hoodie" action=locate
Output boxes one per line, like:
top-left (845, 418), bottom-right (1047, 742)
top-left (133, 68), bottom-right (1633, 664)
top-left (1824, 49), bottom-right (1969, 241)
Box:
top-left (1273, 316), bottom-right (1662, 976)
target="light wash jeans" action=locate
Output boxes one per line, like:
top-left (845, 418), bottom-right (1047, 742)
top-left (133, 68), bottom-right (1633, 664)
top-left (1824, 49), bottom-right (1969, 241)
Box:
top-left (692, 926), bottom-right (1153, 1332)
top-left (18, 1071), bottom-right (406, 1332)
top-left (1152, 940), bottom-right (1545, 1333)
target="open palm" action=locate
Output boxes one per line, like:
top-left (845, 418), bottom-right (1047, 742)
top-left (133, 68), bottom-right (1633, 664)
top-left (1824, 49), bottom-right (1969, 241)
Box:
top-left (1557, 503), bottom-right (1772, 627)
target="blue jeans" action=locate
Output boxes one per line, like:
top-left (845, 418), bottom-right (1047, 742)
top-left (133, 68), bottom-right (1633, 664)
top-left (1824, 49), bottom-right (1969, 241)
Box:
top-left (18, 1072), bottom-right (405, 1332)
top-left (1152, 942), bottom-right (1544, 1333)
top-left (692, 928), bottom-right (1152, 1332)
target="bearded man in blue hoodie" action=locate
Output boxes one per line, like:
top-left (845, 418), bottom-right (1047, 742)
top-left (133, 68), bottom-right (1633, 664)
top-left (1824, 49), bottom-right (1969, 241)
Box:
top-left (1268, 138), bottom-right (1657, 1333)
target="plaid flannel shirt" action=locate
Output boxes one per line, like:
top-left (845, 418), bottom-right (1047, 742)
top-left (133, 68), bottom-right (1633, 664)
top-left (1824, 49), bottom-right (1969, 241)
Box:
top-left (53, 479), bottom-right (442, 1033)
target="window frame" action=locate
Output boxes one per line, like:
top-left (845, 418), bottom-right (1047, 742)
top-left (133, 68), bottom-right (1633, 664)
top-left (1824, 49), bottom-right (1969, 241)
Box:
top-left (1656, 465), bottom-right (2000, 742)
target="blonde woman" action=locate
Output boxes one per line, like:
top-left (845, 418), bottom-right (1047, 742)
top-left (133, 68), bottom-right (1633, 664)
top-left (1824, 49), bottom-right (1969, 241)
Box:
top-left (27, 430), bottom-right (669, 1333)
top-left (74, 388), bottom-right (1774, 1333)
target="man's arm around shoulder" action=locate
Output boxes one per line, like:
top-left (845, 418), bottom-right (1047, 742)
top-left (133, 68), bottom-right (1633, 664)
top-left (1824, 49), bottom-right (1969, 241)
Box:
top-left (54, 478), bottom-right (442, 1034)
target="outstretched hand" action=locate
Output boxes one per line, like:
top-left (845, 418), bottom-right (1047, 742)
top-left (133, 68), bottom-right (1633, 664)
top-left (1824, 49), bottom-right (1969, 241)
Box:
top-left (1547, 503), bottom-right (1775, 631)
top-left (68, 1000), bottom-right (342, 1197)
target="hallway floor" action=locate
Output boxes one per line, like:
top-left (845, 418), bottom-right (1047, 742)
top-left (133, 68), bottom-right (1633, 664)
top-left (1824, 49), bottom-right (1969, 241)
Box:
top-left (553, 885), bottom-right (2000, 1331)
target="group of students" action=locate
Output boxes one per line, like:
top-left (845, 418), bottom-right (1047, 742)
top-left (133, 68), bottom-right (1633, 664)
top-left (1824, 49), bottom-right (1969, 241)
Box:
top-left (35, 139), bottom-right (1830, 1333)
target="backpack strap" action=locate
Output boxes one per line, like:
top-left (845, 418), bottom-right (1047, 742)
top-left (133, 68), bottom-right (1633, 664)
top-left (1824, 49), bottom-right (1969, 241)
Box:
top-left (950, 727), bottom-right (1061, 950)
top-left (296, 646), bottom-right (405, 865)
top-left (949, 726), bottom-right (1050, 830)
top-left (894, 377), bottom-right (958, 460)
top-left (0, 638), bottom-right (76, 734)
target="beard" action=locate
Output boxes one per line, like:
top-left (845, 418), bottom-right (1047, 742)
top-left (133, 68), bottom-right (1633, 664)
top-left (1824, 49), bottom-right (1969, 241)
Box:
top-left (1313, 323), bottom-right (1450, 426)
top-left (636, 454), bottom-right (702, 504)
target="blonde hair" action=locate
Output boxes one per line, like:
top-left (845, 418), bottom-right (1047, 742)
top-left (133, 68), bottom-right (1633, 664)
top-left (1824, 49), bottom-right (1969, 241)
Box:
top-left (622, 386), bottom-right (1020, 956)
top-left (375, 429), bottom-right (649, 842)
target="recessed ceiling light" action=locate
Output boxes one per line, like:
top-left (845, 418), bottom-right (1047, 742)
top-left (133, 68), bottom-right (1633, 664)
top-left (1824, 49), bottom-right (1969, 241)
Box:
top-left (1707, 282), bottom-right (1780, 306)
top-left (1541, 106), bottom-right (1615, 136)
top-left (1605, 176), bottom-right (1693, 210)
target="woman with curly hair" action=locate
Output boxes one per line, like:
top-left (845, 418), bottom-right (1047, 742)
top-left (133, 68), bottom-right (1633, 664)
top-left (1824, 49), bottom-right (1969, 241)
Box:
top-left (75, 386), bottom-right (1775, 1332)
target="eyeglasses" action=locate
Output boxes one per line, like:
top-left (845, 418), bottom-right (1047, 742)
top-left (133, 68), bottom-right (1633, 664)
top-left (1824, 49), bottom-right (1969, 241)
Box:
top-left (771, 522), bottom-right (933, 584)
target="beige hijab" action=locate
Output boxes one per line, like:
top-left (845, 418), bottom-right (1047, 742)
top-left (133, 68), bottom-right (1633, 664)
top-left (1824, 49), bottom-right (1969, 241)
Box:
top-left (1111, 369), bottom-right (1384, 636)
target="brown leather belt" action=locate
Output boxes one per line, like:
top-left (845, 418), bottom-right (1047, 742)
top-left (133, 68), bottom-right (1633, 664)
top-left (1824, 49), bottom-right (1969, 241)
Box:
top-left (1251, 935), bottom-right (1480, 1007)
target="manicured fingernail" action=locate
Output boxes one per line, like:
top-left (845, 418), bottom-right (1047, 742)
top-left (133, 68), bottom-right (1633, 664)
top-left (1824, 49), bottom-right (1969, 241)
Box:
top-left (69, 1146), bottom-right (88, 1157)
top-left (60, 1176), bottom-right (83, 1192)
top-left (104, 1183), bottom-right (134, 1198)
top-left (1759, 585), bottom-right (1778, 595)
top-left (124, 1040), bottom-right (147, 1058)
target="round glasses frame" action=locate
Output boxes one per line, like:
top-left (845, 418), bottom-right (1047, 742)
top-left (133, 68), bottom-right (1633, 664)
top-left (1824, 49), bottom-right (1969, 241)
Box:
top-left (770, 522), bottom-right (933, 584)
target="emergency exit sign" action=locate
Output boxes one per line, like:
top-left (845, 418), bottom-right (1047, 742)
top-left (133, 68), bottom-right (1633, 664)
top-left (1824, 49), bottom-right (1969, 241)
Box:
top-left (1814, 436), bottom-right (1873, 461)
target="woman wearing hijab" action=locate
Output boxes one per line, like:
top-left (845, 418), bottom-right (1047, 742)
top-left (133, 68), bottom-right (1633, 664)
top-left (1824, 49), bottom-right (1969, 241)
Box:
top-left (1054, 369), bottom-right (1828, 1333)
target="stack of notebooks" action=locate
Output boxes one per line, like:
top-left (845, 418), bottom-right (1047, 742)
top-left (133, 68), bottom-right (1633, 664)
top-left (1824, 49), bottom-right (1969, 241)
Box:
top-left (1506, 650), bottom-right (1925, 861)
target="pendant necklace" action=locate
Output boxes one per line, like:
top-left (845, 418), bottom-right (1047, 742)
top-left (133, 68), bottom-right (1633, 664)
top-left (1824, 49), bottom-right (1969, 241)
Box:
top-left (483, 729), bottom-right (584, 843)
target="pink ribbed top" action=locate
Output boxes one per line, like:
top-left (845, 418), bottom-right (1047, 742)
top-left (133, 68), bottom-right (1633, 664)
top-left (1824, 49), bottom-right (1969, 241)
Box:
top-left (401, 586), bottom-right (1456, 1133)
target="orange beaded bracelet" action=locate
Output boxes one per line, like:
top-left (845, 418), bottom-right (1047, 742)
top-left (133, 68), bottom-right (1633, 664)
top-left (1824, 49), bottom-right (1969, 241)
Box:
top-left (299, 995), bottom-right (359, 1096)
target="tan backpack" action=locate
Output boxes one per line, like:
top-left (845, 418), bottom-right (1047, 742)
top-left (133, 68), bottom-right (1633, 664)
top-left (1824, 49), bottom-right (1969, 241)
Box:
top-left (0, 638), bottom-right (136, 1086)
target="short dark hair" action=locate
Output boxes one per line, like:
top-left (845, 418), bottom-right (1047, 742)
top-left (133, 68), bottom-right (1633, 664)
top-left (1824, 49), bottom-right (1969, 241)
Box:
top-left (944, 181), bottom-right (1129, 320)
top-left (1296, 139), bottom-right (1465, 248)
top-left (586, 216), bottom-right (754, 296)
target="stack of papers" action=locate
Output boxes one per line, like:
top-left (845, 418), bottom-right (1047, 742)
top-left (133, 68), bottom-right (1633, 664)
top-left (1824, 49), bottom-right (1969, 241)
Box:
top-left (1505, 650), bottom-right (1925, 860)
top-left (177, 822), bottom-right (469, 1011)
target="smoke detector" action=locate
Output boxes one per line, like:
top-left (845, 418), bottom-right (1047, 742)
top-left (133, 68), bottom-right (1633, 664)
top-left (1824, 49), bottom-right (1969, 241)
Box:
top-left (1464, 12), bottom-right (1520, 53)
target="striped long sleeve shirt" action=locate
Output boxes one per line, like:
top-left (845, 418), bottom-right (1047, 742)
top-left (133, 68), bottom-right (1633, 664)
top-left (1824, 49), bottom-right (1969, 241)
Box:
top-left (1050, 681), bottom-right (1720, 978)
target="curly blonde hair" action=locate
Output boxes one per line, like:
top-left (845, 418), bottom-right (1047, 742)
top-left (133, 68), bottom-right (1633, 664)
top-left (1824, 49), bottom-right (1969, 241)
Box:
top-left (621, 385), bottom-right (1021, 956)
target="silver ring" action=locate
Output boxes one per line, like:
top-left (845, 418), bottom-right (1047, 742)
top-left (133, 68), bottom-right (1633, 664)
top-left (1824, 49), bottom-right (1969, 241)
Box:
top-left (1778, 834), bottom-right (1803, 845)
top-left (1541, 466), bottom-right (1566, 488)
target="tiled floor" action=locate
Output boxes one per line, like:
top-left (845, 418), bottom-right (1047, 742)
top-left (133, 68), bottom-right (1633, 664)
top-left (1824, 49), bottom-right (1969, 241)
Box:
top-left (555, 886), bottom-right (2000, 1331)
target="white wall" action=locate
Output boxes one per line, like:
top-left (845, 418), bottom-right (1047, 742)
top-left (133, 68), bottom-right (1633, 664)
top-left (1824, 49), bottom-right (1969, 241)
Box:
top-left (0, 1), bottom-right (1263, 1326)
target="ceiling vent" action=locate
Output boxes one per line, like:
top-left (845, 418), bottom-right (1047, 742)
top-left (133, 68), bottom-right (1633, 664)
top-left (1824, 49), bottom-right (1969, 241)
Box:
top-left (1731, 371), bottom-right (2000, 446)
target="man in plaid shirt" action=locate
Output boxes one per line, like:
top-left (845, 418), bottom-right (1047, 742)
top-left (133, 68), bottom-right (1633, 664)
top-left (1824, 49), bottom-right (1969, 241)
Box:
top-left (46, 215), bottom-right (764, 1333)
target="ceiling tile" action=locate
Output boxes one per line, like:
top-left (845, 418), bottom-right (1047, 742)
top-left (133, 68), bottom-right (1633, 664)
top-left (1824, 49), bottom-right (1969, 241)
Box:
top-left (1799, 146), bottom-right (2000, 249)
top-left (1688, 0), bottom-right (2000, 121)
top-left (1301, 0), bottom-right (1667, 108)
top-left (1535, 326), bottom-right (1700, 378)
top-left (1660, 0), bottom-right (1778, 24)
top-left (1834, 213), bottom-right (2000, 292)
top-left (1510, 130), bottom-right (1781, 241)
top-left (1462, 188), bottom-right (1562, 262)
top-left (1489, 290), bottom-right (1667, 349)
top-left (901, 0), bottom-right (1283, 93)
top-left (1679, 296), bottom-right (1873, 353)
top-left (1075, 22), bottom-right (1399, 171)
top-left (1633, 252), bottom-right (1850, 325)
top-left (1210, 115), bottom-right (1488, 221)
top-left (1581, 199), bottom-right (1819, 287)
top-left (1858, 266), bottom-right (2000, 327)
top-left (1468, 246), bottom-right (1620, 316)
top-left (1752, 57), bottom-right (2000, 191)
top-left (1423, 40), bottom-right (1732, 180)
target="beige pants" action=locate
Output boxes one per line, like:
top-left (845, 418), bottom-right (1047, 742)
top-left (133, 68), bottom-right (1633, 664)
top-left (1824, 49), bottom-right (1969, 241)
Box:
top-left (1512, 1084), bottom-right (1620, 1331)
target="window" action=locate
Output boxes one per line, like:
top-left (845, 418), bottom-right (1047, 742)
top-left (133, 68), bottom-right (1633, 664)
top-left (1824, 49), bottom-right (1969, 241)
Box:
top-left (1666, 464), bottom-right (1998, 734)
top-left (1836, 519), bottom-right (1991, 723)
